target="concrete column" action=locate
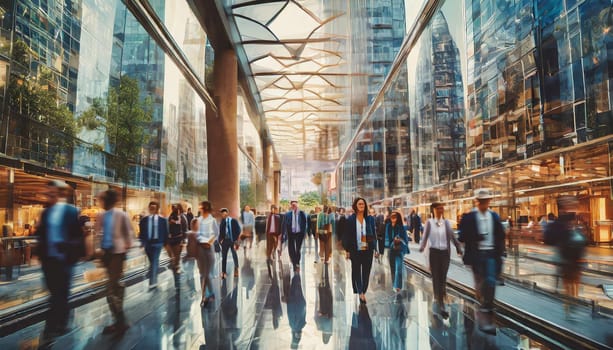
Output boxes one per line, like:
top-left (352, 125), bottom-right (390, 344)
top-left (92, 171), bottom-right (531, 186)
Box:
top-left (262, 142), bottom-right (272, 206)
top-left (206, 49), bottom-right (239, 217)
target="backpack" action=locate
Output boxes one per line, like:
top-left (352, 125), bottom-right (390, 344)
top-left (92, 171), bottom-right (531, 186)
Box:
top-left (560, 227), bottom-right (586, 262)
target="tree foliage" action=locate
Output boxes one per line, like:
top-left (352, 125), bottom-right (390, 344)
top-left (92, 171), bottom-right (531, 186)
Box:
top-left (240, 183), bottom-right (256, 209)
top-left (298, 191), bottom-right (320, 209)
top-left (165, 160), bottom-right (176, 189)
top-left (79, 75), bottom-right (153, 183)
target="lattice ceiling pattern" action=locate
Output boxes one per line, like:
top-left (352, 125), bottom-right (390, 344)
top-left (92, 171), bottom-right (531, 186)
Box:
top-left (229, 0), bottom-right (349, 163)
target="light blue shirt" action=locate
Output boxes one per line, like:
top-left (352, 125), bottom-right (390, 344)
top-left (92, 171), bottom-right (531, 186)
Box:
top-left (242, 211), bottom-right (255, 227)
top-left (102, 210), bottom-right (114, 250)
top-left (47, 203), bottom-right (67, 259)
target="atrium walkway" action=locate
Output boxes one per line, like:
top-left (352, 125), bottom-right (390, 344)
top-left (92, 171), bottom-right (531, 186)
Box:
top-left (0, 238), bottom-right (610, 349)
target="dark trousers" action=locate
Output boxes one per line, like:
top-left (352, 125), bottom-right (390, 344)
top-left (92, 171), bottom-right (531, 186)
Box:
top-left (471, 249), bottom-right (498, 311)
top-left (429, 248), bottom-right (451, 304)
top-left (221, 240), bottom-right (239, 273)
top-left (350, 250), bottom-right (373, 294)
top-left (144, 243), bottom-right (163, 286)
top-left (103, 251), bottom-right (127, 326)
top-left (288, 232), bottom-right (305, 267)
top-left (42, 258), bottom-right (73, 332)
top-left (412, 229), bottom-right (421, 244)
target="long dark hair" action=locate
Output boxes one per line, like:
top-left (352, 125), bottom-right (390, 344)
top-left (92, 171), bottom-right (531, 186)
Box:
top-left (352, 197), bottom-right (369, 215)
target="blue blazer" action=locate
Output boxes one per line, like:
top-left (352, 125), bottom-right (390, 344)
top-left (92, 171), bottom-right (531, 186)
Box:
top-left (219, 217), bottom-right (241, 243)
top-left (139, 215), bottom-right (169, 245)
top-left (35, 203), bottom-right (82, 264)
top-left (342, 214), bottom-right (377, 254)
top-left (458, 210), bottom-right (505, 266)
top-left (283, 210), bottom-right (308, 236)
top-left (384, 222), bottom-right (409, 254)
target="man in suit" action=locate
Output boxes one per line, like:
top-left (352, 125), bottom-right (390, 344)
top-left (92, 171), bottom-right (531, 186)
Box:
top-left (218, 208), bottom-right (240, 279)
top-left (283, 200), bottom-right (308, 272)
top-left (265, 204), bottom-right (282, 261)
top-left (139, 201), bottom-right (168, 289)
top-left (36, 180), bottom-right (82, 340)
top-left (458, 188), bottom-right (505, 334)
top-left (95, 189), bottom-right (133, 335)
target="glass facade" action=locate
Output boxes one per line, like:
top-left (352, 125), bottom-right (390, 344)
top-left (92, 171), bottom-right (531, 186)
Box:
top-left (338, 0), bottom-right (613, 245)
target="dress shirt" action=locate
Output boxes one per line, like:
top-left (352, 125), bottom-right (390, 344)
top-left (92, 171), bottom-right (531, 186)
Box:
top-left (268, 214), bottom-right (276, 233)
top-left (102, 209), bottom-right (114, 250)
top-left (292, 210), bottom-right (299, 233)
top-left (148, 215), bottom-right (159, 240)
top-left (226, 217), bottom-right (232, 240)
top-left (196, 215), bottom-right (218, 243)
top-left (476, 210), bottom-right (495, 250)
top-left (355, 217), bottom-right (366, 250)
top-left (47, 202), bottom-right (67, 259)
top-left (428, 218), bottom-right (449, 250)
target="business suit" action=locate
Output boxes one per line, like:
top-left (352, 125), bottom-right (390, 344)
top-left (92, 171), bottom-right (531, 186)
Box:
top-left (342, 214), bottom-right (377, 294)
top-left (95, 207), bottom-right (133, 328)
top-left (36, 201), bottom-right (81, 335)
top-left (283, 209), bottom-right (308, 269)
top-left (139, 214), bottom-right (169, 287)
top-left (219, 216), bottom-right (241, 275)
top-left (458, 209), bottom-right (505, 311)
top-left (265, 213), bottom-right (282, 259)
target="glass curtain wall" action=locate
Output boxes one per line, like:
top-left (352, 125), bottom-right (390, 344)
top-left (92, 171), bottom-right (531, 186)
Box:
top-left (339, 0), bottom-right (613, 245)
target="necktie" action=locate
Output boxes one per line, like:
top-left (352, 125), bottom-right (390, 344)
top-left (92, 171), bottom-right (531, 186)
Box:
top-left (227, 218), bottom-right (231, 240)
top-left (149, 216), bottom-right (153, 240)
top-left (152, 215), bottom-right (158, 240)
top-left (293, 211), bottom-right (298, 233)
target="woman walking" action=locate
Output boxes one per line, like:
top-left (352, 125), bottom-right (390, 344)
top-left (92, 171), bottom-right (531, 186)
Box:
top-left (240, 205), bottom-right (255, 249)
top-left (193, 201), bottom-right (219, 307)
top-left (342, 197), bottom-right (377, 304)
top-left (384, 211), bottom-right (409, 292)
top-left (419, 202), bottom-right (462, 318)
top-left (317, 206), bottom-right (333, 264)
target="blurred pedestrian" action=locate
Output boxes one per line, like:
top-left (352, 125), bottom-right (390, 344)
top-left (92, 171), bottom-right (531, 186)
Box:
top-left (385, 211), bottom-right (410, 293)
top-left (240, 205), bottom-right (255, 249)
top-left (544, 195), bottom-right (586, 317)
top-left (96, 189), bottom-right (133, 335)
top-left (218, 208), bottom-right (240, 279)
top-left (419, 202), bottom-right (462, 318)
top-left (317, 206), bottom-right (333, 264)
top-left (458, 188), bottom-right (505, 334)
top-left (35, 180), bottom-right (82, 340)
top-left (265, 204), bottom-right (282, 261)
top-left (167, 203), bottom-right (188, 276)
top-left (139, 201), bottom-right (168, 289)
top-left (193, 201), bottom-right (219, 307)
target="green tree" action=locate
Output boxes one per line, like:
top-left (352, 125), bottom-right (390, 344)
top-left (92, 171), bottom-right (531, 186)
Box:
top-left (298, 191), bottom-right (320, 210)
top-left (165, 160), bottom-right (176, 189)
top-left (79, 75), bottom-right (153, 184)
top-left (240, 183), bottom-right (255, 209)
top-left (279, 199), bottom-right (290, 210)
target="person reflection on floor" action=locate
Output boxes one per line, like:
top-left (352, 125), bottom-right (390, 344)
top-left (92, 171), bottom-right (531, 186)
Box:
top-left (315, 263), bottom-right (333, 344)
top-left (264, 261), bottom-right (283, 329)
top-left (241, 250), bottom-right (255, 299)
top-left (386, 293), bottom-right (408, 349)
top-left (429, 312), bottom-right (453, 349)
top-left (220, 280), bottom-right (239, 331)
top-left (287, 274), bottom-right (306, 349)
top-left (348, 304), bottom-right (376, 349)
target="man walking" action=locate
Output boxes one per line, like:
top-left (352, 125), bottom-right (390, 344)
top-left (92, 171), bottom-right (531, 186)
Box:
top-left (266, 205), bottom-right (282, 261)
top-left (36, 180), bottom-right (82, 340)
top-left (283, 200), bottom-right (308, 272)
top-left (218, 208), bottom-right (240, 279)
top-left (96, 189), bottom-right (133, 335)
top-left (139, 201), bottom-right (168, 289)
top-left (458, 188), bottom-right (505, 334)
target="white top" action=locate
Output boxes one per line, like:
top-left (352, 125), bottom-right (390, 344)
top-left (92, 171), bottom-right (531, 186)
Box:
top-left (427, 218), bottom-right (449, 250)
top-left (242, 211), bottom-right (255, 227)
top-left (196, 215), bottom-right (219, 243)
top-left (476, 210), bottom-right (495, 250)
top-left (355, 217), bottom-right (366, 248)
top-left (269, 215), bottom-right (276, 232)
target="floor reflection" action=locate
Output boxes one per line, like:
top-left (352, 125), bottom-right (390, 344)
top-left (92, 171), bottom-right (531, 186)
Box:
top-left (2, 238), bottom-right (549, 350)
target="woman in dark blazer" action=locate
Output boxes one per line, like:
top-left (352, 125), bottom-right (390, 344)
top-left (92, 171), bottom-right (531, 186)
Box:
top-left (384, 211), bottom-right (410, 292)
top-left (342, 197), bottom-right (377, 304)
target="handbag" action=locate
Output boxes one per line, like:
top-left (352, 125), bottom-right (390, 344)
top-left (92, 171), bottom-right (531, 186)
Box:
top-left (214, 240), bottom-right (221, 253)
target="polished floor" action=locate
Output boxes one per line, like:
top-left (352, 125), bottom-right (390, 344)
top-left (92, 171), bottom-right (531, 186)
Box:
top-left (1, 237), bottom-right (547, 349)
